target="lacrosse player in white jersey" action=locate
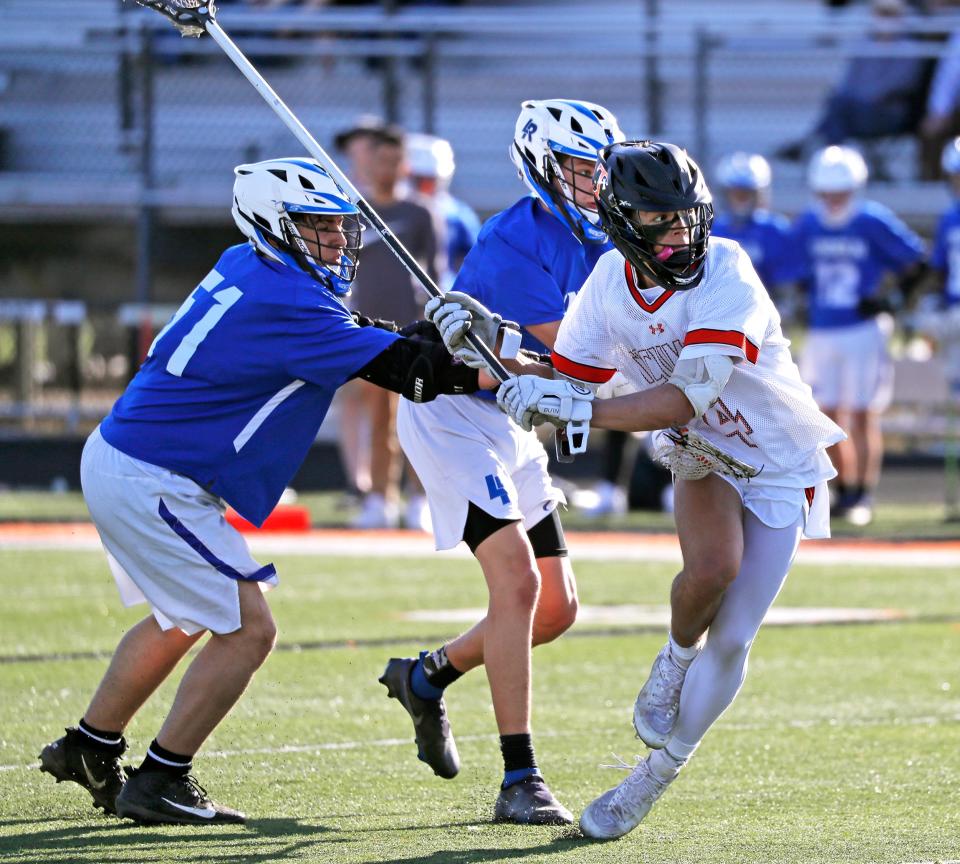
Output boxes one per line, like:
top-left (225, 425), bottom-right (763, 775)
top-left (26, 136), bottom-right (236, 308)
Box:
top-left (380, 99), bottom-right (625, 826)
top-left (442, 140), bottom-right (846, 839)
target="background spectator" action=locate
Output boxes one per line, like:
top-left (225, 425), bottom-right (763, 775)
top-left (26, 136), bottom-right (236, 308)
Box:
top-left (340, 124), bottom-right (444, 529)
top-left (405, 133), bottom-right (481, 290)
top-left (777, 0), bottom-right (935, 170)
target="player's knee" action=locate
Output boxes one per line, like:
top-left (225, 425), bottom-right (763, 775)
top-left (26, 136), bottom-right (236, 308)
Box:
top-left (684, 555), bottom-right (739, 595)
top-left (239, 611), bottom-right (278, 664)
top-left (533, 593), bottom-right (578, 644)
top-left (495, 562), bottom-right (541, 613)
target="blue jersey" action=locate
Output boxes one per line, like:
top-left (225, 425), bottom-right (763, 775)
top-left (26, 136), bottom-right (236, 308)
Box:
top-left (711, 210), bottom-right (792, 289)
top-left (931, 200), bottom-right (960, 308)
top-left (100, 244), bottom-right (399, 526)
top-left (452, 196), bottom-right (611, 401)
top-left (454, 196), bottom-right (611, 352)
top-left (787, 201), bottom-right (925, 329)
top-left (443, 194), bottom-right (482, 271)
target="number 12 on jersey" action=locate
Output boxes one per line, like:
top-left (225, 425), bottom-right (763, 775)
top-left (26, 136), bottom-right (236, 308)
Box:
top-left (148, 269), bottom-right (244, 377)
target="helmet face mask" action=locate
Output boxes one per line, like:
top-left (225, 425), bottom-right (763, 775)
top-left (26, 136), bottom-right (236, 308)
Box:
top-left (595, 141), bottom-right (714, 290)
top-left (232, 158), bottom-right (363, 296)
top-left (281, 211), bottom-right (362, 288)
top-left (509, 98), bottom-right (625, 243)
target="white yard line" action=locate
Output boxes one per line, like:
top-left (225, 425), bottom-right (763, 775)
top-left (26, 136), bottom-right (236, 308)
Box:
top-left (403, 605), bottom-right (909, 627)
top-left (2, 527), bottom-right (960, 567)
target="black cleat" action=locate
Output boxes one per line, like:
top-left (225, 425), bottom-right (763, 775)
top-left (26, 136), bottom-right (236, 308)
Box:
top-left (493, 775), bottom-right (574, 825)
top-left (39, 728), bottom-right (127, 815)
top-left (379, 656), bottom-right (460, 779)
top-left (115, 768), bottom-right (245, 825)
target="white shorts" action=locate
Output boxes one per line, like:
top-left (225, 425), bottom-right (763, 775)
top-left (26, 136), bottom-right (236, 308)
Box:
top-left (81, 427), bottom-right (278, 635)
top-left (801, 317), bottom-right (893, 412)
top-left (717, 475), bottom-right (831, 540)
top-left (397, 394), bottom-right (566, 550)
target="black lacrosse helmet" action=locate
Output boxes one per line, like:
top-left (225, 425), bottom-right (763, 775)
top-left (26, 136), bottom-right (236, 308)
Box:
top-left (594, 140), bottom-right (714, 290)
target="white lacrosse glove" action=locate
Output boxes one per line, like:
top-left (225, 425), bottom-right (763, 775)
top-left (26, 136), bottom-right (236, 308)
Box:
top-left (496, 375), bottom-right (594, 432)
top-left (425, 291), bottom-right (521, 368)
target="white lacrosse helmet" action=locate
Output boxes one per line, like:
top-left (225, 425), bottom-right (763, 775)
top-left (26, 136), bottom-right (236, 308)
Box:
top-left (509, 98), bottom-right (625, 243)
top-left (807, 145), bottom-right (869, 193)
top-left (715, 152), bottom-right (772, 191)
top-left (942, 136), bottom-right (960, 175)
top-left (406, 133), bottom-right (456, 183)
top-left (232, 157), bottom-right (362, 296)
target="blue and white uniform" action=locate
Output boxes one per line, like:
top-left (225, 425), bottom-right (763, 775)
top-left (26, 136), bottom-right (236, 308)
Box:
top-left (711, 210), bottom-right (792, 294)
top-left (931, 200), bottom-right (960, 309)
top-left (929, 199), bottom-right (960, 390)
top-left (85, 244), bottom-right (399, 634)
top-left (787, 201), bottom-right (924, 411)
top-left (397, 197), bottom-right (609, 549)
top-left (440, 194), bottom-right (482, 289)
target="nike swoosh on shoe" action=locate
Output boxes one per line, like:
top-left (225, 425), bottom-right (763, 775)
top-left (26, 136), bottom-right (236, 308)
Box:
top-left (161, 797), bottom-right (217, 819)
top-left (81, 755), bottom-right (108, 790)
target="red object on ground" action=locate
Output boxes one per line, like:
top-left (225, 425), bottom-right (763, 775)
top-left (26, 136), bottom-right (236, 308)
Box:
top-left (226, 505), bottom-right (311, 533)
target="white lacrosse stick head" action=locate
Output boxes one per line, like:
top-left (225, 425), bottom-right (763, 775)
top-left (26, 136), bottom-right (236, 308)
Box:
top-left (652, 427), bottom-right (760, 481)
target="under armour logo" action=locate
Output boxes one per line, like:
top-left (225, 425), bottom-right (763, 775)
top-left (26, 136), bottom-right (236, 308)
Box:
top-left (521, 120), bottom-right (537, 142)
top-left (649, 322), bottom-right (665, 334)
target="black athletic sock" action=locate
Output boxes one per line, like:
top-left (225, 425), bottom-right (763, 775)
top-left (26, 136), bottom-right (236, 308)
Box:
top-left (73, 719), bottom-right (125, 753)
top-left (500, 733), bottom-right (538, 788)
top-left (421, 646), bottom-right (464, 690)
top-left (140, 739), bottom-right (193, 776)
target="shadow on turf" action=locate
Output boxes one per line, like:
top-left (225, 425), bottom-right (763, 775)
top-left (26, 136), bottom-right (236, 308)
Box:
top-left (1, 817), bottom-right (584, 862)
top-left (0, 816), bottom-right (342, 863)
top-left (372, 834), bottom-right (584, 864)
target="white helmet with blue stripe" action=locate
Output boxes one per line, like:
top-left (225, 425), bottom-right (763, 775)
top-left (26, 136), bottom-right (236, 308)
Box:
top-left (510, 99), bottom-right (625, 243)
top-left (715, 152), bottom-right (772, 191)
top-left (942, 136), bottom-right (960, 176)
top-left (232, 157), bottom-right (362, 296)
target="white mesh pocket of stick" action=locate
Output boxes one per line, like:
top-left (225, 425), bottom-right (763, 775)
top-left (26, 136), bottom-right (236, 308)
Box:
top-left (652, 427), bottom-right (760, 482)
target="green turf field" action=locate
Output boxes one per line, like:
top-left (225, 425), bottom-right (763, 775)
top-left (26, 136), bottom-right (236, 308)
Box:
top-left (0, 542), bottom-right (958, 863)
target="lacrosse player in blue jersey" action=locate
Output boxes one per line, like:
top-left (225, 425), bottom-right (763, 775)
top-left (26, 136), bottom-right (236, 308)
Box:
top-left (790, 145), bottom-right (926, 526)
top-left (380, 99), bottom-right (625, 826)
top-left (711, 152), bottom-right (794, 315)
top-left (928, 138), bottom-right (960, 325)
top-left (38, 157), bottom-right (505, 825)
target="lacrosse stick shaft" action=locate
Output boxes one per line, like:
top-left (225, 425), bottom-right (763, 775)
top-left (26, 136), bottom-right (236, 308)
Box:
top-left (202, 20), bottom-right (509, 382)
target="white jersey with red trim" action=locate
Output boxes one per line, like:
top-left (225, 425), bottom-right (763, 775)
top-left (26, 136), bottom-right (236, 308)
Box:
top-left (553, 238), bottom-right (844, 487)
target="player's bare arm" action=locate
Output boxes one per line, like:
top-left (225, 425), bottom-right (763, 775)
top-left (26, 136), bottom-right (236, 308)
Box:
top-left (590, 382), bottom-right (695, 432)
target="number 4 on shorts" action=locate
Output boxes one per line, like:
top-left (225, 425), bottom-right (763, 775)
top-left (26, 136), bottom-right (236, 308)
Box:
top-left (485, 473), bottom-right (509, 505)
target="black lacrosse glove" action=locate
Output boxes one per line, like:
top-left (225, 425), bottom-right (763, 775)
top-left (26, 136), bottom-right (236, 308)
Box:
top-left (398, 319), bottom-right (441, 341)
top-left (352, 311), bottom-right (399, 333)
top-left (856, 296), bottom-right (894, 318)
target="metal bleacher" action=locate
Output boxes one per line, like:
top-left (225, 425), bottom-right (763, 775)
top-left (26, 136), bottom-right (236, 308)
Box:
top-left (1, 0), bottom-right (956, 224)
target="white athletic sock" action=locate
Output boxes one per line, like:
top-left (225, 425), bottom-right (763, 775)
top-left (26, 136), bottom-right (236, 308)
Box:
top-left (648, 746), bottom-right (686, 781)
top-left (665, 735), bottom-right (699, 762)
top-left (668, 632), bottom-right (701, 668)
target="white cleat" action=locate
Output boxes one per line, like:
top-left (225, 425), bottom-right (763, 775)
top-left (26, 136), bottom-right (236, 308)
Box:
top-left (579, 756), bottom-right (672, 840)
top-left (351, 493), bottom-right (399, 530)
top-left (632, 644), bottom-right (690, 748)
top-left (403, 495), bottom-right (433, 532)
